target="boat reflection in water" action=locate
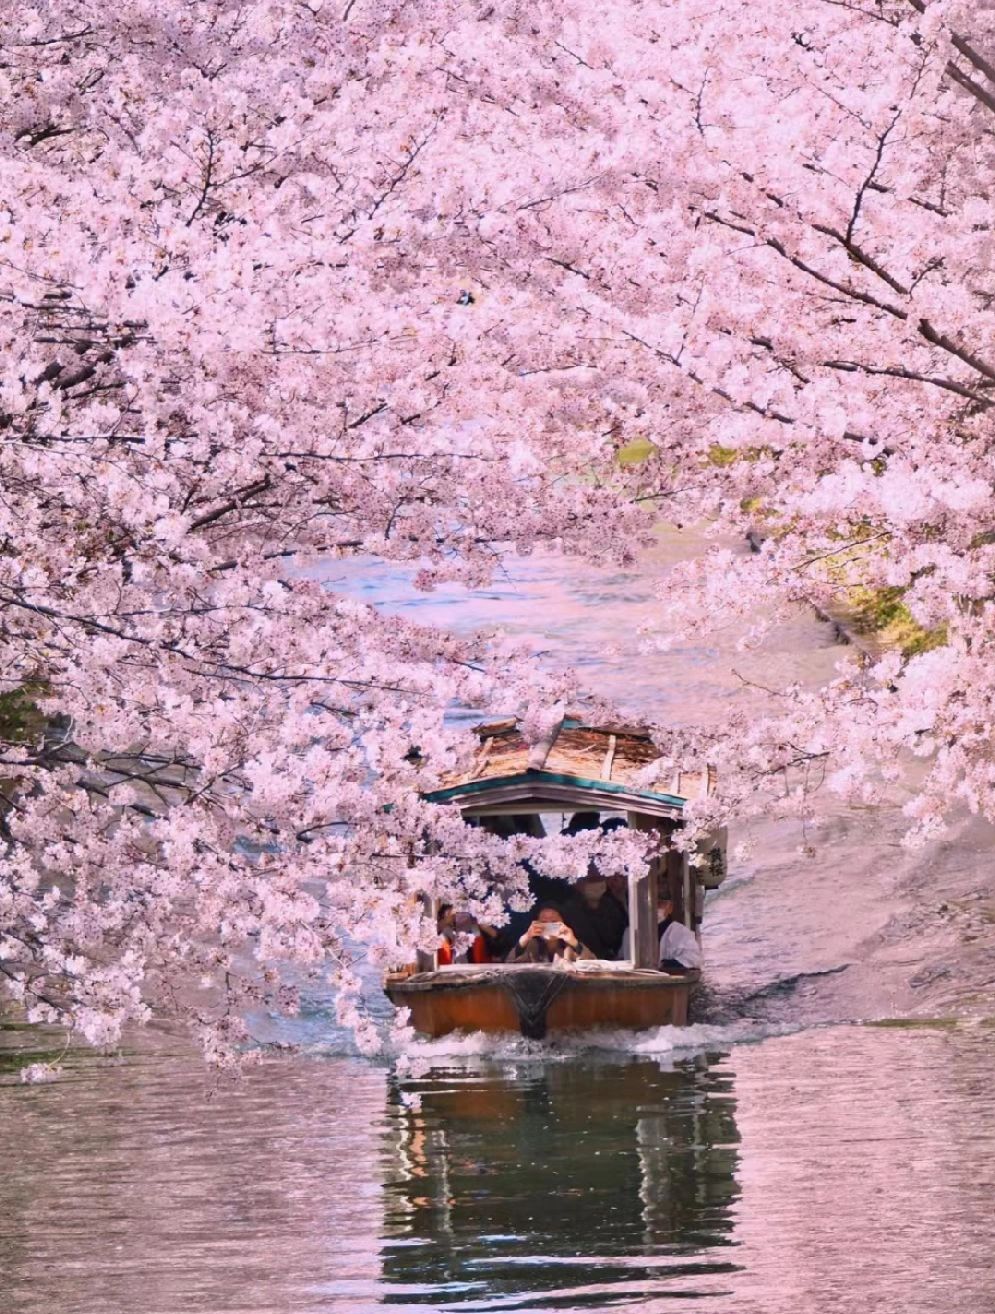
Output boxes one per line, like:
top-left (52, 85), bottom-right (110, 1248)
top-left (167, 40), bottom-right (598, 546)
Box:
top-left (380, 1051), bottom-right (741, 1309)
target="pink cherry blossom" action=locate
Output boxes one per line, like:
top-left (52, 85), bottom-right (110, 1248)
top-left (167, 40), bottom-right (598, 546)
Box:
top-left (2, 1), bottom-right (994, 1060)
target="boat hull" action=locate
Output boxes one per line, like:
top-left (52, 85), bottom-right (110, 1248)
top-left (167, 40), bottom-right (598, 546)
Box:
top-left (385, 964), bottom-right (695, 1039)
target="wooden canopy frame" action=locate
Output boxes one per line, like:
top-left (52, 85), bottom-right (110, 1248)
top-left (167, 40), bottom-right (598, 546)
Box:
top-left (421, 711), bottom-right (720, 969)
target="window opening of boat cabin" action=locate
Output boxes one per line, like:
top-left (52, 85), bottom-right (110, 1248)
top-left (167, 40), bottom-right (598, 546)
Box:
top-left (435, 808), bottom-right (652, 970)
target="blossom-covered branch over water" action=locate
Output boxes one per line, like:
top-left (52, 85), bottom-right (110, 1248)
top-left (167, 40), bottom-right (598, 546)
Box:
top-left (1, 0), bottom-right (992, 1058)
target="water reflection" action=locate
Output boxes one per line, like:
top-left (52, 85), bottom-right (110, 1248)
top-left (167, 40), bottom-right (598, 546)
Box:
top-left (381, 1053), bottom-right (741, 1308)
top-left (730, 1024), bottom-right (995, 1313)
top-left (5, 1025), bottom-right (995, 1312)
top-left (1, 1036), bottom-right (389, 1314)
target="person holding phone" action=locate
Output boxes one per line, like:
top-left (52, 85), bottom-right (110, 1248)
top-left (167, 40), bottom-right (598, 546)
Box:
top-left (505, 903), bottom-right (596, 964)
top-left (436, 904), bottom-right (497, 966)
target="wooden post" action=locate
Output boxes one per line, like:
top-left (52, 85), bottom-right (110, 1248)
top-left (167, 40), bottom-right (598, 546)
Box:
top-left (693, 878), bottom-right (705, 933)
top-left (626, 812), bottom-right (661, 968)
top-left (526, 713), bottom-right (564, 771)
top-left (681, 853), bottom-right (693, 931)
top-left (416, 893), bottom-right (437, 973)
top-left (664, 847), bottom-right (684, 923)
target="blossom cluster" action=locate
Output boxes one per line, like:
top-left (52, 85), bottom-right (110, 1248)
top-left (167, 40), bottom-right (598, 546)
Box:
top-left (1, 0), bottom-right (993, 1060)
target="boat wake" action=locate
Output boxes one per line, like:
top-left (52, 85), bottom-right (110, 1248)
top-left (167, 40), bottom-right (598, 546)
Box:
top-left (690, 963), bottom-right (852, 1026)
top-left (389, 1017), bottom-right (803, 1075)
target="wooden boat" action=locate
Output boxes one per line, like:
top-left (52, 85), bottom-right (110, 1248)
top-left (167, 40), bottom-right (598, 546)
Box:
top-left (385, 711), bottom-right (726, 1039)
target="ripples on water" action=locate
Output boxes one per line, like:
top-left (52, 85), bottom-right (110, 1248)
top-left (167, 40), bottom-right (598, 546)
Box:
top-left (4, 1023), bottom-right (995, 1312)
top-left (5, 538), bottom-right (995, 1312)
top-left (315, 529), bottom-right (842, 727)
top-left (318, 538), bottom-right (995, 1025)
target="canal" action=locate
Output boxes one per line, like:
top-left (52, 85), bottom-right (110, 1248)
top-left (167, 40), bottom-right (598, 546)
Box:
top-left (4, 535), bottom-right (995, 1311)
top-left (4, 1022), bottom-right (995, 1311)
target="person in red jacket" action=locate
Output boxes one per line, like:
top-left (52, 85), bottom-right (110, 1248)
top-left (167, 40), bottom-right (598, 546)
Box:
top-left (436, 905), bottom-right (495, 966)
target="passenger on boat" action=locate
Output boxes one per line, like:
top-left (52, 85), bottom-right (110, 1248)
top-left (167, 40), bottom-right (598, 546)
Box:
top-left (475, 816), bottom-right (561, 959)
top-left (436, 904), bottom-right (456, 966)
top-left (436, 905), bottom-right (495, 966)
top-left (599, 817), bottom-right (630, 909)
top-left (555, 876), bottom-right (627, 960)
top-left (657, 897), bottom-right (703, 973)
top-left (563, 811), bottom-right (601, 835)
top-left (505, 904), bottom-right (596, 964)
top-left (559, 814), bottom-right (630, 959)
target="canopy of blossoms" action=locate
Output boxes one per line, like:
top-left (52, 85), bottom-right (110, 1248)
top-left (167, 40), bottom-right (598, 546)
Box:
top-left (1, 0), bottom-right (991, 1060)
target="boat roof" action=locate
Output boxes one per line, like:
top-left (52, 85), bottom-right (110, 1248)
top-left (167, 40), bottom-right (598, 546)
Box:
top-left (424, 712), bottom-right (715, 820)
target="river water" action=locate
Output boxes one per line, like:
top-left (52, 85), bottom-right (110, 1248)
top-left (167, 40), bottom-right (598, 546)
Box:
top-left (4, 534), bottom-right (995, 1312)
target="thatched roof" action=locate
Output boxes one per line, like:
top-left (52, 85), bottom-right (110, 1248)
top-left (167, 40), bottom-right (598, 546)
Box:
top-left (424, 712), bottom-right (715, 820)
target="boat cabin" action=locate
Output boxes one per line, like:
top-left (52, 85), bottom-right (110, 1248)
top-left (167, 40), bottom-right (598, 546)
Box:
top-left (385, 711), bottom-right (726, 1037)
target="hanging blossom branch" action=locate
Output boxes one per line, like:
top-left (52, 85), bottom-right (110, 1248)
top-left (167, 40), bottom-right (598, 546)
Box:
top-left (1, 0), bottom-right (994, 1065)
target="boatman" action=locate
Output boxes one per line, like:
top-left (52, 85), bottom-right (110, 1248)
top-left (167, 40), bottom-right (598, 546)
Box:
top-left (658, 896), bottom-right (703, 974)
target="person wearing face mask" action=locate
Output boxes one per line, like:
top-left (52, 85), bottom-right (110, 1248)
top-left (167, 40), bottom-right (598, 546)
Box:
top-left (558, 813), bottom-right (629, 959)
top-left (560, 871), bottom-right (628, 960)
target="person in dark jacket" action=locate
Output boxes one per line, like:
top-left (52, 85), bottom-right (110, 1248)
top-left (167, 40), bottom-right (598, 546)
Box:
top-left (505, 903), bottom-right (595, 964)
top-left (559, 874), bottom-right (628, 960)
top-left (558, 812), bottom-right (629, 959)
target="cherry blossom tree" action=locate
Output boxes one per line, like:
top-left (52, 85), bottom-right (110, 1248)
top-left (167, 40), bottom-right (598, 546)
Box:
top-left (1, 0), bottom-right (992, 1059)
top-left (614, 0), bottom-right (995, 849)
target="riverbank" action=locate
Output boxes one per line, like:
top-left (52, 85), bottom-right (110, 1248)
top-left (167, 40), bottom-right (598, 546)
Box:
top-left (744, 528), bottom-right (944, 660)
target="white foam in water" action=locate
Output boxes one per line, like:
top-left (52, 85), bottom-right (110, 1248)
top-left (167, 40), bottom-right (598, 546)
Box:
top-left (390, 1018), bottom-right (801, 1075)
